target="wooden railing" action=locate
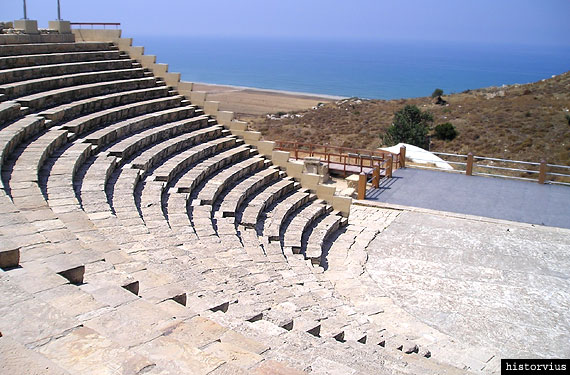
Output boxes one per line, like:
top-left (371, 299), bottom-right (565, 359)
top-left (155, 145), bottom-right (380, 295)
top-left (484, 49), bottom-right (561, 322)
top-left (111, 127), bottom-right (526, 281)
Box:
top-left (407, 151), bottom-right (570, 186)
top-left (70, 22), bottom-right (121, 29)
top-left (274, 140), bottom-right (402, 177)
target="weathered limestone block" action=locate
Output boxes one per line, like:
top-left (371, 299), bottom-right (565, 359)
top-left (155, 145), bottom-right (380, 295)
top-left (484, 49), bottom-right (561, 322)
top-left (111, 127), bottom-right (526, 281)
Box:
top-left (286, 160), bottom-right (304, 179)
top-left (204, 101), bottom-right (220, 115)
top-left (190, 91), bottom-right (207, 106)
top-left (300, 172), bottom-right (322, 191)
top-left (333, 195), bottom-right (352, 217)
top-left (14, 20), bottom-right (39, 35)
top-left (216, 111), bottom-right (234, 125)
top-left (139, 54), bottom-right (156, 69)
top-left (256, 140), bottom-right (275, 158)
top-left (0, 239), bottom-right (19, 269)
top-left (117, 37), bottom-right (132, 50)
top-left (316, 183), bottom-right (336, 201)
top-left (48, 21), bottom-right (71, 34)
top-left (228, 120), bottom-right (248, 131)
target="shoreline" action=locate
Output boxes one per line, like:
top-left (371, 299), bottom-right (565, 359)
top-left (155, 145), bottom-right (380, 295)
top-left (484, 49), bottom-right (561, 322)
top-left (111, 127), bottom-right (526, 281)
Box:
top-left (192, 81), bottom-right (348, 101)
top-left (191, 82), bottom-right (346, 117)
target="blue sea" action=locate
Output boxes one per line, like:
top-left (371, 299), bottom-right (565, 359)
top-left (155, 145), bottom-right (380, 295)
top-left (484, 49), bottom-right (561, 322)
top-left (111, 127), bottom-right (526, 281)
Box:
top-left (132, 35), bottom-right (570, 100)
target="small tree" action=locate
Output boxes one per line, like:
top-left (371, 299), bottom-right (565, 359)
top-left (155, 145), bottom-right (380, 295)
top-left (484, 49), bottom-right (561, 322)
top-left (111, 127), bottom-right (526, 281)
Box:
top-left (431, 88), bottom-right (444, 98)
top-left (382, 105), bottom-right (433, 148)
top-left (434, 122), bottom-right (458, 140)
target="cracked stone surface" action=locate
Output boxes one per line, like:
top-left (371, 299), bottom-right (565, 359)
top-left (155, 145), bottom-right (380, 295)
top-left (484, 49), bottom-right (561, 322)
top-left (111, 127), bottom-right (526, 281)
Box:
top-left (361, 205), bottom-right (570, 359)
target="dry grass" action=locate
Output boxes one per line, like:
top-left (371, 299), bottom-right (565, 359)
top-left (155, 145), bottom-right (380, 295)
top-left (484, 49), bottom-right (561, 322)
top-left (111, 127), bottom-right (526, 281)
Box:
top-left (247, 72), bottom-right (570, 165)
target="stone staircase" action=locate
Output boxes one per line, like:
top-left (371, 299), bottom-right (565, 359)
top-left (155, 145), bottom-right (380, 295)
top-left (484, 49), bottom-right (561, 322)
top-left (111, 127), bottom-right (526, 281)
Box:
top-left (0, 37), bottom-right (472, 374)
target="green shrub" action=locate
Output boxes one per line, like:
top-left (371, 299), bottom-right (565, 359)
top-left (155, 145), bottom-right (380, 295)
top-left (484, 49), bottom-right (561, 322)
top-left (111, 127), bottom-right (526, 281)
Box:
top-left (382, 105), bottom-right (433, 148)
top-left (434, 122), bottom-right (458, 140)
top-left (431, 88), bottom-right (444, 98)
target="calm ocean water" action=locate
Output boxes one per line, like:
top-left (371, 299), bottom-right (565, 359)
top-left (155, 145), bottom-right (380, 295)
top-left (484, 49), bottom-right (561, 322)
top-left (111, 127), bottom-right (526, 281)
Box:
top-left (133, 35), bottom-right (570, 99)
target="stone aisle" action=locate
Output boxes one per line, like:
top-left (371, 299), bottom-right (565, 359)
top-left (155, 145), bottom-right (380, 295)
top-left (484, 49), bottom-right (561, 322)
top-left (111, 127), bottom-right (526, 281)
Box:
top-left (323, 204), bottom-right (502, 374)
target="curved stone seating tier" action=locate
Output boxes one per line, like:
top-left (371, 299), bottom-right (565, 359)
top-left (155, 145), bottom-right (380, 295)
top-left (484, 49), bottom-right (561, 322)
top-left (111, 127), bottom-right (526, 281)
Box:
top-left (305, 213), bottom-right (346, 264)
top-left (218, 167), bottom-right (281, 218)
top-left (0, 115), bottom-right (45, 179)
top-left (39, 86), bottom-right (171, 125)
top-left (82, 105), bottom-right (196, 148)
top-left (4, 128), bottom-right (69, 193)
top-left (263, 190), bottom-right (314, 241)
top-left (139, 138), bottom-right (241, 232)
top-left (0, 41), bottom-right (116, 57)
top-left (152, 136), bottom-right (237, 183)
top-left (0, 39), bottom-right (462, 375)
top-left (0, 50), bottom-right (123, 70)
top-left (105, 114), bottom-right (211, 161)
top-left (63, 95), bottom-right (186, 135)
top-left (0, 59), bottom-right (136, 85)
top-left (16, 77), bottom-right (159, 111)
top-left (174, 145), bottom-right (254, 194)
top-left (105, 125), bottom-right (226, 229)
top-left (189, 205), bottom-right (218, 238)
top-left (139, 180), bottom-right (170, 232)
top-left (0, 100), bottom-right (22, 127)
top-left (239, 178), bottom-right (298, 228)
top-left (282, 201), bottom-right (331, 252)
top-left (129, 123), bottom-right (223, 172)
top-left (196, 157), bottom-right (267, 206)
top-left (0, 67), bottom-right (146, 99)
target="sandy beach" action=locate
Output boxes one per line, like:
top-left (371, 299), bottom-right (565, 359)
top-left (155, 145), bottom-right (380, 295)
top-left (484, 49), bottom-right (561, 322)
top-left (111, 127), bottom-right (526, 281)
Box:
top-left (192, 82), bottom-right (345, 119)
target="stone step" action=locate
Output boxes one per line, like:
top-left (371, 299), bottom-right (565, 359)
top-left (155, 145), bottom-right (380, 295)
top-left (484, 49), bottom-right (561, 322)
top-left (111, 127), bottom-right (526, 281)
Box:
top-left (131, 124), bottom-right (224, 173)
top-left (263, 190), bottom-right (314, 241)
top-left (0, 49), bottom-right (123, 70)
top-left (174, 144), bottom-right (253, 194)
top-left (0, 100), bottom-right (21, 127)
top-left (219, 167), bottom-right (281, 218)
top-left (152, 136), bottom-right (237, 183)
top-left (107, 115), bottom-right (211, 161)
top-left (305, 212), bottom-right (344, 265)
top-left (82, 104), bottom-right (196, 147)
top-left (62, 95), bottom-right (185, 135)
top-left (0, 41), bottom-right (116, 57)
top-left (16, 76), bottom-right (158, 111)
top-left (0, 334), bottom-right (70, 375)
top-left (0, 115), bottom-right (46, 180)
top-left (0, 59), bottom-right (135, 85)
top-left (197, 157), bottom-right (267, 205)
top-left (283, 201), bottom-right (330, 252)
top-left (38, 85), bottom-right (170, 125)
top-left (239, 177), bottom-right (298, 228)
top-left (1, 68), bottom-right (145, 99)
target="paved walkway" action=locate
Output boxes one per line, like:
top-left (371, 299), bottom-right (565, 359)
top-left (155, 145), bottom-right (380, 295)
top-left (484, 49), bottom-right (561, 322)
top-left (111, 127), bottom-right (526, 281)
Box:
top-left (366, 168), bottom-right (570, 229)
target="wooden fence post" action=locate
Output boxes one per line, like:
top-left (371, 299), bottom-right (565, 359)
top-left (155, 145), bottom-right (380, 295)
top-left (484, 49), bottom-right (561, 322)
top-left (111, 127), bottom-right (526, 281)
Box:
top-left (466, 153), bottom-right (474, 176)
top-left (399, 146), bottom-right (406, 168)
top-left (357, 172), bottom-right (367, 200)
top-left (538, 160), bottom-right (547, 184)
top-left (387, 156), bottom-right (393, 178)
top-left (294, 142), bottom-right (298, 159)
top-left (372, 163), bottom-right (380, 188)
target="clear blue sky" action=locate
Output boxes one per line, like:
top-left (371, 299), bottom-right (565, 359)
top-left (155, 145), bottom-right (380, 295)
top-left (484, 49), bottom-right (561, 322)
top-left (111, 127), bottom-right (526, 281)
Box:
top-left (1, 0), bottom-right (569, 46)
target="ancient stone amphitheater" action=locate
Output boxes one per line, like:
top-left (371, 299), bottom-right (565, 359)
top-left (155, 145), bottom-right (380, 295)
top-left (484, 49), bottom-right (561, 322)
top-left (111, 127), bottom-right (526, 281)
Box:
top-left (2, 26), bottom-right (567, 375)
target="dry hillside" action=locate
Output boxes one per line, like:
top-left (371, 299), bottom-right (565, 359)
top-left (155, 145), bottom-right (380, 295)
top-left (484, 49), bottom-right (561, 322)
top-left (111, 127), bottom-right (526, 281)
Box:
top-left (247, 71), bottom-right (570, 165)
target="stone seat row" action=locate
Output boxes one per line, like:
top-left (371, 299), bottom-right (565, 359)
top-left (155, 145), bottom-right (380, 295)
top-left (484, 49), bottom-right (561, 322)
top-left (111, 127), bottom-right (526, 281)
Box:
top-left (0, 67), bottom-right (147, 99)
top-left (17, 76), bottom-right (159, 111)
top-left (2, 119), bottom-right (432, 375)
top-left (0, 39), bottom-right (448, 374)
top-left (0, 58), bottom-right (134, 85)
top-left (0, 49), bottom-right (124, 70)
top-left (0, 41), bottom-right (117, 57)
